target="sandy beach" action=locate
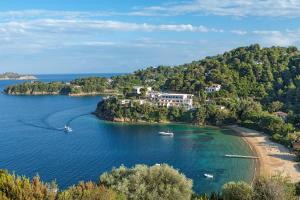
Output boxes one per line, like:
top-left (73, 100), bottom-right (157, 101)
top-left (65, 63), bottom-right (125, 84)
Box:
top-left (228, 125), bottom-right (300, 183)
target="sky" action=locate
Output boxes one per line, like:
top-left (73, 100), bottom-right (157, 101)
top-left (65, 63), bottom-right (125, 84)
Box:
top-left (0, 0), bottom-right (300, 74)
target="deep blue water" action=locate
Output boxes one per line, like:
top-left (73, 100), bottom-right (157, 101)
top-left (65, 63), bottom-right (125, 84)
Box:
top-left (0, 74), bottom-right (255, 193)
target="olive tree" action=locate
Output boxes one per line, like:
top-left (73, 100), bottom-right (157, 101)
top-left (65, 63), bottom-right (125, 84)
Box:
top-left (100, 164), bottom-right (193, 200)
top-left (222, 181), bottom-right (254, 200)
top-left (253, 174), bottom-right (297, 200)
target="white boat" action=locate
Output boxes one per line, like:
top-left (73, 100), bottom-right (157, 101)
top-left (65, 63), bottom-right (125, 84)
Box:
top-left (158, 131), bottom-right (174, 137)
top-left (204, 173), bottom-right (214, 179)
top-left (64, 125), bottom-right (72, 133)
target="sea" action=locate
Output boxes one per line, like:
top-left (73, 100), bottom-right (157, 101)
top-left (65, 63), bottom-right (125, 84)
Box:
top-left (0, 74), bottom-right (255, 193)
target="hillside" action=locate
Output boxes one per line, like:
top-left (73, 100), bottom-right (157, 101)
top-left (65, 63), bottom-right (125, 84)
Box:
top-left (103, 45), bottom-right (299, 118)
top-left (112, 44), bottom-right (300, 113)
top-left (96, 44), bottom-right (300, 150)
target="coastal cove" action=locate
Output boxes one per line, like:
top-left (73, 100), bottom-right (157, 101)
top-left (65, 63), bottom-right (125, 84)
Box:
top-left (0, 74), bottom-right (256, 194)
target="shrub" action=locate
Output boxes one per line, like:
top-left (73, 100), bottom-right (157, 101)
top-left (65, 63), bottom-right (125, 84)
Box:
top-left (58, 182), bottom-right (124, 200)
top-left (253, 174), bottom-right (297, 200)
top-left (222, 181), bottom-right (253, 200)
top-left (0, 170), bottom-right (57, 200)
top-left (100, 164), bottom-right (193, 200)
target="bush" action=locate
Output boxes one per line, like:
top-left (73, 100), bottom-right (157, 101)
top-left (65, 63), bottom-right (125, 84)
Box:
top-left (100, 164), bottom-right (193, 200)
top-left (0, 170), bottom-right (57, 200)
top-left (296, 182), bottom-right (300, 196)
top-left (222, 181), bottom-right (253, 200)
top-left (58, 182), bottom-right (124, 200)
top-left (253, 174), bottom-right (297, 200)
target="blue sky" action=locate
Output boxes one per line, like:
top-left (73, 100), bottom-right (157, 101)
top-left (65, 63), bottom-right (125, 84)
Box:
top-left (0, 0), bottom-right (300, 74)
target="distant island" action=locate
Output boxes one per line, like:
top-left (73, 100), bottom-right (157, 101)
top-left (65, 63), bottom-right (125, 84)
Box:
top-left (4, 77), bottom-right (119, 96)
top-left (0, 72), bottom-right (37, 80)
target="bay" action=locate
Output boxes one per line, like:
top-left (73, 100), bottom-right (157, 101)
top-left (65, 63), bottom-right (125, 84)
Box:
top-left (0, 74), bottom-right (255, 193)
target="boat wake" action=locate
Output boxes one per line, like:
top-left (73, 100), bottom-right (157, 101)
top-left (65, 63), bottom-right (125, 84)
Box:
top-left (18, 104), bottom-right (95, 133)
top-left (18, 113), bottom-right (92, 133)
top-left (18, 119), bottom-right (63, 132)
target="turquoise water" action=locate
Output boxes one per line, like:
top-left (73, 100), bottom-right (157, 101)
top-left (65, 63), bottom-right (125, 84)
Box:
top-left (0, 74), bottom-right (255, 193)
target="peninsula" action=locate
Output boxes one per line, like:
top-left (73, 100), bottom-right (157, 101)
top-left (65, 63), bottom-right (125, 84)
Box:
top-left (0, 72), bottom-right (37, 80)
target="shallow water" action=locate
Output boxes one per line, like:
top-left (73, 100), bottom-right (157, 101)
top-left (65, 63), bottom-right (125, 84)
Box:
top-left (0, 74), bottom-right (255, 193)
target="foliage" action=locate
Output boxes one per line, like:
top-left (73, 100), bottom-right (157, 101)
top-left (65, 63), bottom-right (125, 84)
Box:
top-left (0, 170), bottom-right (57, 200)
top-left (0, 167), bottom-right (299, 200)
top-left (222, 181), bottom-right (254, 200)
top-left (100, 164), bottom-right (193, 200)
top-left (296, 182), bottom-right (300, 196)
top-left (58, 182), bottom-right (124, 200)
top-left (253, 174), bottom-right (297, 200)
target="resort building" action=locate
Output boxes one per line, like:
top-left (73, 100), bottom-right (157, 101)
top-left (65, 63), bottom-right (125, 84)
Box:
top-left (132, 86), bottom-right (152, 95)
top-left (148, 92), bottom-right (194, 110)
top-left (206, 84), bottom-right (222, 93)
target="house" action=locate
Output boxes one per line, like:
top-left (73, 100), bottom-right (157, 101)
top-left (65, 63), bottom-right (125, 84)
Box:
top-left (120, 99), bottom-right (131, 105)
top-left (132, 86), bottom-right (152, 95)
top-left (216, 105), bottom-right (226, 110)
top-left (206, 84), bottom-right (221, 93)
top-left (107, 78), bottom-right (113, 84)
top-left (148, 92), bottom-right (194, 110)
top-left (273, 111), bottom-right (288, 121)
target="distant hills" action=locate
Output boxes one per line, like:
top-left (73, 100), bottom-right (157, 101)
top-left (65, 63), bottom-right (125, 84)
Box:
top-left (0, 72), bottom-right (37, 80)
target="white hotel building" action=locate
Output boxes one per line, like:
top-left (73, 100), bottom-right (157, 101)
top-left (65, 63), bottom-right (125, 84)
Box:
top-left (148, 92), bottom-right (194, 110)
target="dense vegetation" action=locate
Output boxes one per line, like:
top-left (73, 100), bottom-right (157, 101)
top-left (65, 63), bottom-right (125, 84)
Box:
top-left (0, 164), bottom-right (192, 200)
top-left (0, 165), bottom-right (297, 200)
top-left (96, 96), bottom-right (297, 147)
top-left (100, 164), bottom-right (193, 200)
top-left (4, 77), bottom-right (113, 95)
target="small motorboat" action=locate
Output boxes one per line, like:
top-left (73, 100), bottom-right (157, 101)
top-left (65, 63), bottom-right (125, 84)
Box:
top-left (204, 173), bottom-right (214, 179)
top-left (158, 131), bottom-right (174, 137)
top-left (64, 125), bottom-right (73, 133)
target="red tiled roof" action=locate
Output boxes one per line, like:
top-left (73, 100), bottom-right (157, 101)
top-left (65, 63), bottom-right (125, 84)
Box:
top-left (273, 111), bottom-right (288, 116)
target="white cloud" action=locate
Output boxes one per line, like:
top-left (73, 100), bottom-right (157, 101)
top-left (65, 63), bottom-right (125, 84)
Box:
top-left (136, 0), bottom-right (300, 17)
top-left (0, 18), bottom-right (222, 34)
top-left (0, 10), bottom-right (116, 19)
top-left (231, 30), bottom-right (247, 35)
top-left (253, 30), bottom-right (300, 46)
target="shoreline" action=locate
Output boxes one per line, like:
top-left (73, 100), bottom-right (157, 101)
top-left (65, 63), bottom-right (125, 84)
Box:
top-left (228, 125), bottom-right (300, 183)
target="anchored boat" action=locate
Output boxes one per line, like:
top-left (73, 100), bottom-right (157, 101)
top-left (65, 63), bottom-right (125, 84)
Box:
top-left (204, 173), bottom-right (214, 179)
top-left (158, 131), bottom-right (174, 137)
